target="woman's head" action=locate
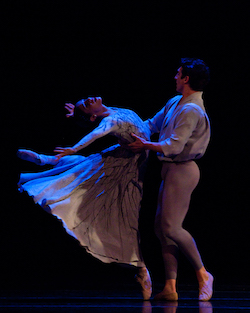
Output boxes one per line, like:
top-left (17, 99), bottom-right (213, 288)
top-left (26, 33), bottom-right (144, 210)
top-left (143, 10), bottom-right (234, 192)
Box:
top-left (76, 97), bottom-right (103, 120)
top-left (74, 97), bottom-right (104, 128)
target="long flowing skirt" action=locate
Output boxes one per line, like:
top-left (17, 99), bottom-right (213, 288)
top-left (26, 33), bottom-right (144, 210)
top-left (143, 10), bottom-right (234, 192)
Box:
top-left (19, 144), bottom-right (147, 266)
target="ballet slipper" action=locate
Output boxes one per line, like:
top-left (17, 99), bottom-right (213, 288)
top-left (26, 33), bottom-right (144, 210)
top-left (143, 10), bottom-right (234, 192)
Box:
top-left (154, 291), bottom-right (178, 301)
top-left (135, 268), bottom-right (152, 300)
top-left (17, 149), bottom-right (58, 166)
top-left (199, 272), bottom-right (214, 301)
top-left (17, 149), bottom-right (42, 164)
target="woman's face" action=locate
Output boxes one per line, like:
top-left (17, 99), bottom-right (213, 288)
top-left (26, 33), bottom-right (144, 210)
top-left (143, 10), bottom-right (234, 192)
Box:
top-left (78, 97), bottom-right (102, 115)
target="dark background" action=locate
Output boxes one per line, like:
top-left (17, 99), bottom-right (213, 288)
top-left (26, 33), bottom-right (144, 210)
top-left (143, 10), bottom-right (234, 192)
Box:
top-left (1, 0), bottom-right (249, 291)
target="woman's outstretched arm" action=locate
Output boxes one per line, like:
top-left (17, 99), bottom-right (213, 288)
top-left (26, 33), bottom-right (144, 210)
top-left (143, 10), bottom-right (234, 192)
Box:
top-left (54, 116), bottom-right (117, 157)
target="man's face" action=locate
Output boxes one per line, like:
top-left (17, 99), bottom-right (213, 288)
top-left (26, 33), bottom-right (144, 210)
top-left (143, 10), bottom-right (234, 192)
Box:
top-left (174, 67), bottom-right (186, 93)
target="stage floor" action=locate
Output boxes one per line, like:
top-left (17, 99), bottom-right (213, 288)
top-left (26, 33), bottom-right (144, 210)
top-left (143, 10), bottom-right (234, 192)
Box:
top-left (1, 288), bottom-right (250, 312)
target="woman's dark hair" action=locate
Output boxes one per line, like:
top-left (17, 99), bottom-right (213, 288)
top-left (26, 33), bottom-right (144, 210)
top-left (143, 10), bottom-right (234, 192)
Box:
top-left (180, 58), bottom-right (210, 91)
top-left (74, 100), bottom-right (103, 128)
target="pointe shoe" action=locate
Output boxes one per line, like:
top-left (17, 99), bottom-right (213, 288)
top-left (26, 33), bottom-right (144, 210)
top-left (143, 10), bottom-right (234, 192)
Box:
top-left (17, 149), bottom-right (58, 166)
top-left (136, 268), bottom-right (152, 300)
top-left (17, 149), bottom-right (42, 164)
top-left (199, 272), bottom-right (214, 301)
top-left (154, 291), bottom-right (178, 301)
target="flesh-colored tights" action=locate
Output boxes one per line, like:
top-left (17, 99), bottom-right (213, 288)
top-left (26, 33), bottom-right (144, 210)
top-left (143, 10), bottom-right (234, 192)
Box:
top-left (155, 160), bottom-right (203, 280)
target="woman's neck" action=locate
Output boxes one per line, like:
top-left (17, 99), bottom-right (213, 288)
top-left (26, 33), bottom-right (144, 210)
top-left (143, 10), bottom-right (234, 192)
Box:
top-left (101, 105), bottom-right (115, 117)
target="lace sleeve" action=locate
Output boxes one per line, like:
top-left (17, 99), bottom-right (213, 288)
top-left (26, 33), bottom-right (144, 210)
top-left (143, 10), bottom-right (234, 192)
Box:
top-left (72, 116), bottom-right (118, 152)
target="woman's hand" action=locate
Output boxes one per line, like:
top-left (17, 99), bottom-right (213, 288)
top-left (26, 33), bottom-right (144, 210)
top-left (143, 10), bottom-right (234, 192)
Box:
top-left (65, 103), bottom-right (75, 118)
top-left (54, 147), bottom-right (76, 157)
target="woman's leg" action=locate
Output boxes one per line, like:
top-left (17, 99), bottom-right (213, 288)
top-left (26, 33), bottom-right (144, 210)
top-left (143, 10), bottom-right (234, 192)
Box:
top-left (17, 149), bottom-right (59, 166)
top-left (18, 151), bottom-right (85, 184)
top-left (136, 267), bottom-right (152, 300)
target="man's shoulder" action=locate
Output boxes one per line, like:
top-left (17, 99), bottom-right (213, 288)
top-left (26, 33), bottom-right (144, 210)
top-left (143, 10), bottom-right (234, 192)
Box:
top-left (168, 94), bottom-right (182, 103)
top-left (165, 94), bottom-right (182, 108)
top-left (179, 103), bottom-right (206, 121)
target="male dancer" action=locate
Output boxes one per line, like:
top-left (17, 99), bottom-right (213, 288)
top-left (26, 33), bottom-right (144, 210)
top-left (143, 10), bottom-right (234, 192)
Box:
top-left (128, 58), bottom-right (213, 301)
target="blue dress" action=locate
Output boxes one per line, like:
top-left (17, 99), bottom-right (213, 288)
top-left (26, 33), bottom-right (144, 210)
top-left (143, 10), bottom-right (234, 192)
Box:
top-left (19, 107), bottom-right (150, 267)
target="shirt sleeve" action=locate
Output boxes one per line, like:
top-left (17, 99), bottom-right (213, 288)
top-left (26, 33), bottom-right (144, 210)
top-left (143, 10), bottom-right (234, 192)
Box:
top-left (72, 116), bottom-right (118, 152)
top-left (145, 96), bottom-right (181, 135)
top-left (144, 106), bottom-right (166, 135)
top-left (160, 106), bottom-right (200, 158)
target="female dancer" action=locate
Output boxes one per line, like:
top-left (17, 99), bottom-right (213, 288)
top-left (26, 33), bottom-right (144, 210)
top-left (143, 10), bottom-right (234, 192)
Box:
top-left (18, 97), bottom-right (152, 299)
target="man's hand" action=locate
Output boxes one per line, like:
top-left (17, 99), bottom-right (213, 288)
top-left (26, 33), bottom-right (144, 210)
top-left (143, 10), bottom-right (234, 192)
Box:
top-left (128, 133), bottom-right (148, 153)
top-left (128, 133), bottom-right (164, 154)
top-left (54, 147), bottom-right (76, 158)
top-left (65, 103), bottom-right (75, 118)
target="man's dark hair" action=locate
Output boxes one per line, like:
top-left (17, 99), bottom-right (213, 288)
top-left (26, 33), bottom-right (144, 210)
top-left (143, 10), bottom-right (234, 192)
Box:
top-left (180, 58), bottom-right (210, 91)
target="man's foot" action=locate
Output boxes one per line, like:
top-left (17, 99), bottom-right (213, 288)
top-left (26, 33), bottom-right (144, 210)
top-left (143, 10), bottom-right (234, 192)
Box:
top-left (199, 272), bottom-right (214, 301)
top-left (136, 267), bottom-right (152, 300)
top-left (154, 291), bottom-right (178, 301)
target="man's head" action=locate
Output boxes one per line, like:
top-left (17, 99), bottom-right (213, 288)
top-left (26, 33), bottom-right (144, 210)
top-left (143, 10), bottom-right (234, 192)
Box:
top-left (175, 58), bottom-right (210, 93)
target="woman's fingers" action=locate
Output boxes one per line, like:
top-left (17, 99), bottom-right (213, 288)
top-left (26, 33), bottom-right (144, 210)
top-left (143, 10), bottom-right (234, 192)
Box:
top-left (53, 147), bottom-right (65, 153)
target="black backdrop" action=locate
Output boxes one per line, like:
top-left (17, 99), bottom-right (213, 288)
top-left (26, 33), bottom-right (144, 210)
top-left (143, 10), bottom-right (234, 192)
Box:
top-left (1, 0), bottom-right (249, 291)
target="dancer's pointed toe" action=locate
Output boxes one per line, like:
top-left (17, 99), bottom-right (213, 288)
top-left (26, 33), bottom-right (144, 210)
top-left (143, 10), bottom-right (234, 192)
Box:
top-left (199, 272), bottom-right (214, 301)
top-left (17, 149), bottom-right (58, 166)
top-left (136, 268), bottom-right (152, 300)
top-left (17, 149), bottom-right (42, 165)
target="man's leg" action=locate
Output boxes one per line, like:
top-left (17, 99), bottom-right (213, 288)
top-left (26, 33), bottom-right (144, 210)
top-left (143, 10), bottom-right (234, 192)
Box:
top-left (154, 161), bottom-right (213, 301)
top-left (157, 161), bottom-right (203, 269)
